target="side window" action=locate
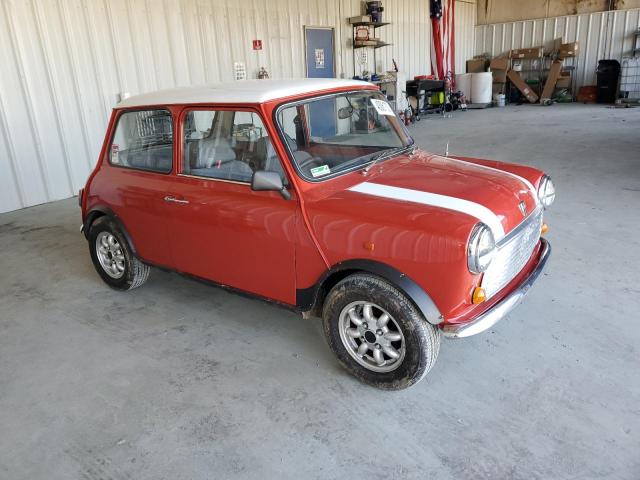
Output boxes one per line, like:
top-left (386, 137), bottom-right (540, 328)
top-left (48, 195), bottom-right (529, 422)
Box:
top-left (182, 109), bottom-right (286, 183)
top-left (110, 109), bottom-right (173, 173)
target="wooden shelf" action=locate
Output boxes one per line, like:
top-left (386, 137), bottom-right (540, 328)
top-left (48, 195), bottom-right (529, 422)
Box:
top-left (354, 41), bottom-right (392, 49)
top-left (351, 19), bottom-right (391, 77)
top-left (349, 21), bottom-right (390, 27)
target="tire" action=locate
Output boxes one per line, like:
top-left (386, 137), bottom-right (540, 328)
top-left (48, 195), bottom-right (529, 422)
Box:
top-left (88, 216), bottom-right (150, 291)
top-left (322, 273), bottom-right (441, 390)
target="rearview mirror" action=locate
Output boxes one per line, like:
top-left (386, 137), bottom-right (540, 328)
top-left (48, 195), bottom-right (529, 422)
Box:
top-left (338, 106), bottom-right (354, 119)
top-left (251, 170), bottom-right (291, 200)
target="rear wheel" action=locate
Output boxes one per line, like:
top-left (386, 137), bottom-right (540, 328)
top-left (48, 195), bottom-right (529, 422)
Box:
top-left (322, 273), bottom-right (441, 390)
top-left (88, 216), bottom-right (150, 290)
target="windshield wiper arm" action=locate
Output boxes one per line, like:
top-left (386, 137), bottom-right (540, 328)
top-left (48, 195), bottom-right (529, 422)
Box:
top-left (361, 149), bottom-right (395, 175)
top-left (361, 145), bottom-right (415, 176)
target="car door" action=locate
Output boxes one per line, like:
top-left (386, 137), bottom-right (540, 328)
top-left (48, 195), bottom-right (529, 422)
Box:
top-left (100, 108), bottom-right (175, 267)
top-left (164, 106), bottom-right (297, 305)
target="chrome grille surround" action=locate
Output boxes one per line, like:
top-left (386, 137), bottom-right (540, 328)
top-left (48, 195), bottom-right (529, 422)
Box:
top-left (481, 206), bottom-right (543, 298)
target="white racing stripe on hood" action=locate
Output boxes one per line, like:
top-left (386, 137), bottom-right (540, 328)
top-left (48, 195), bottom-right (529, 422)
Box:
top-left (349, 182), bottom-right (506, 239)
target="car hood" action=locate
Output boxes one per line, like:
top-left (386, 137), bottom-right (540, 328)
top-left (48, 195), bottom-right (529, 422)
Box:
top-left (341, 150), bottom-right (539, 240)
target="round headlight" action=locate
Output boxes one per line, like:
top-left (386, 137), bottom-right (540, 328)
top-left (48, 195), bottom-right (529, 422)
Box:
top-left (468, 223), bottom-right (496, 274)
top-left (538, 175), bottom-right (555, 209)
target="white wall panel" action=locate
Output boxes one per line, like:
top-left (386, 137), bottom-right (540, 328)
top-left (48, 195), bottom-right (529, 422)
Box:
top-left (474, 8), bottom-right (640, 91)
top-left (455, 0), bottom-right (477, 74)
top-left (0, 0), bottom-right (434, 213)
top-left (340, 0), bottom-right (431, 80)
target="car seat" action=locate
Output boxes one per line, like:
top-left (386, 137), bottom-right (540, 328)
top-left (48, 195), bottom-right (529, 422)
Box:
top-left (189, 126), bottom-right (252, 182)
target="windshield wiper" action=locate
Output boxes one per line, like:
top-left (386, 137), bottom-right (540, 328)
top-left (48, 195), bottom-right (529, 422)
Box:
top-left (361, 149), bottom-right (395, 175)
top-left (361, 144), bottom-right (415, 176)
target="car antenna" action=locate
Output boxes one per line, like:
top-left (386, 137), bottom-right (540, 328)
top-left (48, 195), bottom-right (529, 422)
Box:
top-left (445, 142), bottom-right (449, 157)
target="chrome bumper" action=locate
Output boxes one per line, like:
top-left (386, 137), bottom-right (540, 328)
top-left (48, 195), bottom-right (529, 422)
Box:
top-left (442, 238), bottom-right (551, 339)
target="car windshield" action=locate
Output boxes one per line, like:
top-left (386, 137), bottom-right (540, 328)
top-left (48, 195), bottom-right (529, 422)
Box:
top-left (276, 90), bottom-right (413, 180)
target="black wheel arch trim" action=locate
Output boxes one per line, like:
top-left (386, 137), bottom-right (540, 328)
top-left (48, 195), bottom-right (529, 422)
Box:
top-left (83, 206), bottom-right (137, 255)
top-left (297, 259), bottom-right (444, 325)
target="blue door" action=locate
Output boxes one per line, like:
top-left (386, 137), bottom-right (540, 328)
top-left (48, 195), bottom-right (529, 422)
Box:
top-left (305, 27), bottom-right (336, 138)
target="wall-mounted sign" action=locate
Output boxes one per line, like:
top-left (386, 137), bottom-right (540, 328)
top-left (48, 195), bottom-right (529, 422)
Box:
top-left (234, 61), bottom-right (246, 80)
top-left (315, 48), bottom-right (325, 69)
top-left (252, 39), bottom-right (262, 50)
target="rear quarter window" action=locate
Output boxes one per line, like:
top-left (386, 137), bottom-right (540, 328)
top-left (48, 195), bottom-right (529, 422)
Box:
top-left (109, 109), bottom-right (173, 173)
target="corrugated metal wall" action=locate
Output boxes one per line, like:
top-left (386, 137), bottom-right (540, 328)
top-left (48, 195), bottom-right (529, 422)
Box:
top-left (0, 0), bottom-right (441, 213)
top-left (0, 0), bottom-right (479, 213)
top-left (455, 0), bottom-right (477, 74)
top-left (474, 8), bottom-right (640, 90)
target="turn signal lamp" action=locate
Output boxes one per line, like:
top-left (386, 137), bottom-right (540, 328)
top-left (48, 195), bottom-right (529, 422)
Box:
top-left (541, 223), bottom-right (549, 235)
top-left (472, 287), bottom-right (487, 304)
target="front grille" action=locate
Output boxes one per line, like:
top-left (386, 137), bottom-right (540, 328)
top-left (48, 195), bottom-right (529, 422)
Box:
top-left (481, 207), bottom-right (543, 298)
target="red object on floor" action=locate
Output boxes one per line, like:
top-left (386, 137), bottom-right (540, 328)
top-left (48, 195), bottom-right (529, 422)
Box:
top-left (577, 86), bottom-right (597, 103)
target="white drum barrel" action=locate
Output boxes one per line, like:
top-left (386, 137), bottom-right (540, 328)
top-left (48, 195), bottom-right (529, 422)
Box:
top-left (471, 72), bottom-right (492, 104)
top-left (455, 73), bottom-right (472, 101)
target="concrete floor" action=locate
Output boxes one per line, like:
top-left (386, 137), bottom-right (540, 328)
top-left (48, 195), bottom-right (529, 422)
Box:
top-left (1, 103), bottom-right (639, 479)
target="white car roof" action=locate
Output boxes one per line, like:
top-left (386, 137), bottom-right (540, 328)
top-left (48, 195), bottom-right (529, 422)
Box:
top-left (116, 78), bottom-right (374, 108)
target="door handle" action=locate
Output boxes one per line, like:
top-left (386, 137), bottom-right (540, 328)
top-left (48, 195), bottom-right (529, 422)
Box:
top-left (164, 196), bottom-right (190, 204)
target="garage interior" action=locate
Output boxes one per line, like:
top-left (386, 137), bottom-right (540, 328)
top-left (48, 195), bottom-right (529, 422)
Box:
top-left (1, 0), bottom-right (639, 479)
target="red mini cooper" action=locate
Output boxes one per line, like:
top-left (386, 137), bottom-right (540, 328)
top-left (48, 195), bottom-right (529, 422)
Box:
top-left (80, 79), bottom-right (554, 389)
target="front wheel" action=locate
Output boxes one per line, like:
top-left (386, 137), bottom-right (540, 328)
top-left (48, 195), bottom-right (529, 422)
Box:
top-left (322, 273), bottom-right (441, 390)
top-left (88, 216), bottom-right (150, 291)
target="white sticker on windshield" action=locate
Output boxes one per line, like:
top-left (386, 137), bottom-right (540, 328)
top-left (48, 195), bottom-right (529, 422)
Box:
top-left (370, 98), bottom-right (395, 116)
top-left (310, 165), bottom-right (331, 178)
top-left (111, 144), bottom-right (120, 164)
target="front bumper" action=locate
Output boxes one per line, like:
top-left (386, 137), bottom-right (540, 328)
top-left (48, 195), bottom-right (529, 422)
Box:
top-left (442, 238), bottom-right (551, 339)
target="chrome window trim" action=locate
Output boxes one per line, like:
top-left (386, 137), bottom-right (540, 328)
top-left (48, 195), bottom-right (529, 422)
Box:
top-left (108, 107), bottom-right (174, 175)
top-left (176, 173), bottom-right (251, 186)
top-left (179, 107), bottom-right (287, 187)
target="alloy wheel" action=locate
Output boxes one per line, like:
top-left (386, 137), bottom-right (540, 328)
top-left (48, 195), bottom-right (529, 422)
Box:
top-left (338, 301), bottom-right (406, 372)
top-left (95, 231), bottom-right (125, 279)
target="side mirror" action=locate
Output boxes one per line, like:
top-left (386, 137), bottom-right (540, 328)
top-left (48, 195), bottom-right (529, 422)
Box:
top-left (251, 170), bottom-right (291, 200)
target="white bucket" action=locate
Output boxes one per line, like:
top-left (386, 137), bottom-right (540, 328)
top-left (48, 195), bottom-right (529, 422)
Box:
top-left (471, 72), bottom-right (492, 104)
top-left (494, 93), bottom-right (506, 107)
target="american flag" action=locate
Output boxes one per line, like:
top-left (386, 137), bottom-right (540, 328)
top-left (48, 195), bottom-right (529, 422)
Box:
top-left (430, 0), bottom-right (455, 82)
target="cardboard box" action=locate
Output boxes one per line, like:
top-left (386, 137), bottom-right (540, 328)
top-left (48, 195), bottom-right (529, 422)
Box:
top-left (492, 69), bottom-right (508, 83)
top-left (507, 69), bottom-right (539, 103)
top-left (467, 58), bottom-right (488, 73)
top-left (490, 58), bottom-right (509, 83)
top-left (556, 72), bottom-right (571, 89)
top-left (540, 59), bottom-right (563, 102)
top-left (559, 42), bottom-right (579, 58)
top-left (492, 83), bottom-right (506, 95)
top-left (490, 58), bottom-right (509, 71)
top-left (510, 47), bottom-right (544, 59)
